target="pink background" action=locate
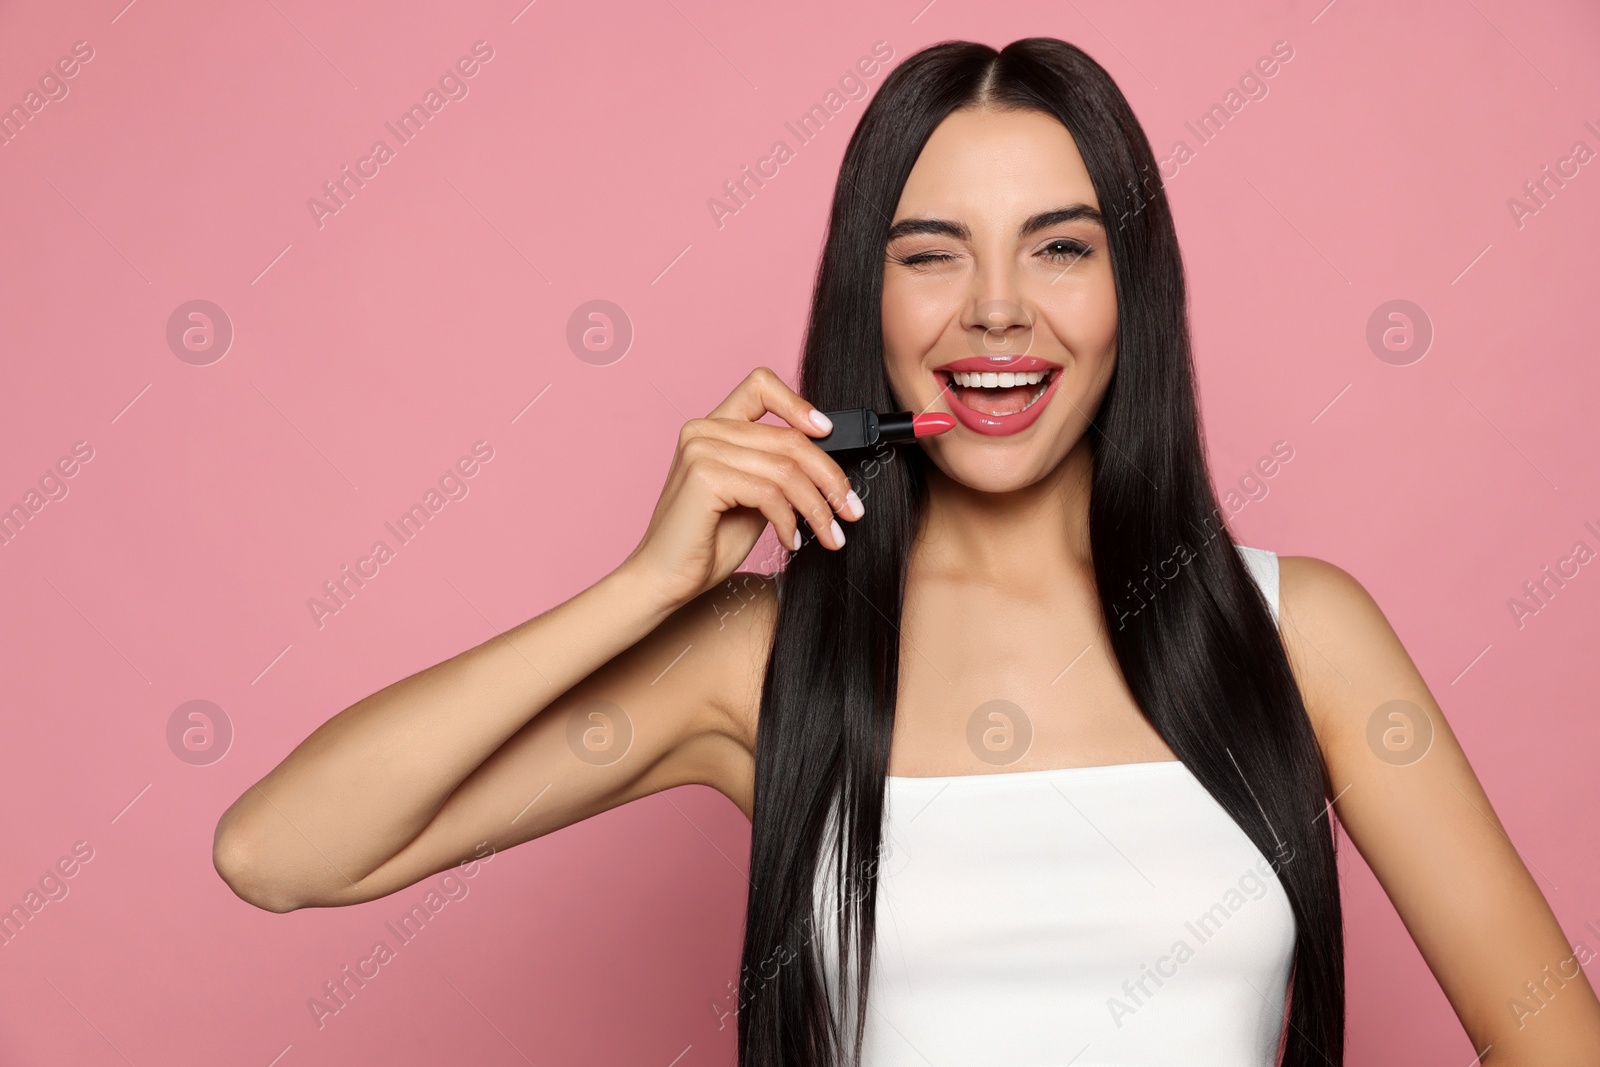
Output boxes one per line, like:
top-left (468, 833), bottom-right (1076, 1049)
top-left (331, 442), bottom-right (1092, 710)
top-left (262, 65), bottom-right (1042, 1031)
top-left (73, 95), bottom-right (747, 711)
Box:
top-left (2, 0), bottom-right (1597, 1063)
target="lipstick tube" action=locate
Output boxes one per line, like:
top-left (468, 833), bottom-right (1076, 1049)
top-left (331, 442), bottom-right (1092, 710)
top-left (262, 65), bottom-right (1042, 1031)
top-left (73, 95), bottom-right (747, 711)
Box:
top-left (813, 409), bottom-right (956, 454)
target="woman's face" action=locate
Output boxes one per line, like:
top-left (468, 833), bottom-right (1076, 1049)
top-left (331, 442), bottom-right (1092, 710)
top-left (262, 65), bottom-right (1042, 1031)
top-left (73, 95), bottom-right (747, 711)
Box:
top-left (881, 106), bottom-right (1118, 494)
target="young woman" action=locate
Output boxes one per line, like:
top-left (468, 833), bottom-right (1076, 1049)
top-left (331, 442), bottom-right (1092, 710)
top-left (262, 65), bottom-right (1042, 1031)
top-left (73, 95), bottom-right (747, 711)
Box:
top-left (213, 37), bottom-right (1600, 1067)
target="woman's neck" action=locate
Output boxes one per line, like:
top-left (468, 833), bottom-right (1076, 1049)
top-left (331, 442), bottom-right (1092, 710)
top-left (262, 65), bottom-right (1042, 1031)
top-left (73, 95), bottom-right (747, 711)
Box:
top-left (912, 437), bottom-right (1095, 585)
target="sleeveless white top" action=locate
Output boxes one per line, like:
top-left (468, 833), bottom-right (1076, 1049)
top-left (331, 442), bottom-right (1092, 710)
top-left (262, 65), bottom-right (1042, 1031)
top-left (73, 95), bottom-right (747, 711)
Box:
top-left (813, 545), bottom-right (1297, 1066)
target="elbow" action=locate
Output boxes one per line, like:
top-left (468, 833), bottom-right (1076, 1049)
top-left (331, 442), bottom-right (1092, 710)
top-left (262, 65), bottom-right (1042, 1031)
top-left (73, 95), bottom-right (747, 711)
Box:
top-left (212, 814), bottom-right (305, 914)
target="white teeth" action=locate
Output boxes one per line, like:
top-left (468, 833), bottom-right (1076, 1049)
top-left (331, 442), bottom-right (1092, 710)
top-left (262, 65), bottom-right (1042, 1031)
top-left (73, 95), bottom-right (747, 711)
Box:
top-left (949, 369), bottom-right (1048, 388)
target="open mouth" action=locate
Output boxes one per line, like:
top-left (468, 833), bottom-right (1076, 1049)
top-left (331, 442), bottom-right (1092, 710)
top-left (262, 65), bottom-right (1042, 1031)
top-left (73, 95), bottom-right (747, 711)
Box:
top-left (939, 367), bottom-right (1058, 417)
top-left (930, 356), bottom-right (1064, 436)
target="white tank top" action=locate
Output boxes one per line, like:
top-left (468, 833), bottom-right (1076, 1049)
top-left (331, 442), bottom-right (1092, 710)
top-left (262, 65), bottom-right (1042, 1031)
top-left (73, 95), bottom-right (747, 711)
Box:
top-left (813, 545), bottom-right (1297, 1066)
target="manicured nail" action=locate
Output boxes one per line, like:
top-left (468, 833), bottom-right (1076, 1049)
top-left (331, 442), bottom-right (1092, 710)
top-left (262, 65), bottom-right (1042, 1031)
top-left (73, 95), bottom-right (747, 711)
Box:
top-left (844, 489), bottom-right (864, 520)
top-left (809, 409), bottom-right (833, 433)
top-left (790, 528), bottom-right (803, 551)
top-left (829, 519), bottom-right (845, 547)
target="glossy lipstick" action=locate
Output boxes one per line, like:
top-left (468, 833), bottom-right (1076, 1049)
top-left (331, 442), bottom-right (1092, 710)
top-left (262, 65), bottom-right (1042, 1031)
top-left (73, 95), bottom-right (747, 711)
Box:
top-left (935, 355), bottom-right (1062, 437)
top-left (814, 409), bottom-right (956, 453)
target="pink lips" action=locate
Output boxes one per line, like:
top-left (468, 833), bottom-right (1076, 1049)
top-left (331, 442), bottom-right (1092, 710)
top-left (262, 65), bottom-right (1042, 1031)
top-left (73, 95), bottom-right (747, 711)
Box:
top-left (933, 356), bottom-right (1064, 437)
top-left (936, 356), bottom-right (1058, 374)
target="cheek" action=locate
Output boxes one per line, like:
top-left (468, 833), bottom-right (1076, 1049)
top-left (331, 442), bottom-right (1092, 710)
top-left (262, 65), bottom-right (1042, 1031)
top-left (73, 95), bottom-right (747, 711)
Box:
top-left (881, 287), bottom-right (921, 356)
top-left (881, 282), bottom-right (948, 389)
top-left (1039, 279), bottom-right (1117, 362)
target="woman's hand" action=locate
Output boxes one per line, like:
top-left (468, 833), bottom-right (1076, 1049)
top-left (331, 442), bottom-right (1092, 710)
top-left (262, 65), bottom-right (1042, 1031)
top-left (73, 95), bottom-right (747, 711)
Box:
top-left (620, 366), bottom-right (864, 610)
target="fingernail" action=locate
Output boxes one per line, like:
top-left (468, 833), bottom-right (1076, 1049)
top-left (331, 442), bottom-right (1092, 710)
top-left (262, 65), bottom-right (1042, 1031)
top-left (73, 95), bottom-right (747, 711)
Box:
top-left (809, 409), bottom-right (833, 433)
top-left (830, 519), bottom-right (845, 547)
top-left (844, 490), bottom-right (864, 520)
top-left (790, 528), bottom-right (803, 551)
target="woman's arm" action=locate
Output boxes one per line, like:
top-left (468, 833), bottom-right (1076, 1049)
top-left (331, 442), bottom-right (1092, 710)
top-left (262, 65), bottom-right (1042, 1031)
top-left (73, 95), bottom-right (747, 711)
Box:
top-left (213, 563), bottom-right (739, 913)
top-left (1279, 555), bottom-right (1600, 1065)
top-left (212, 368), bottom-right (857, 913)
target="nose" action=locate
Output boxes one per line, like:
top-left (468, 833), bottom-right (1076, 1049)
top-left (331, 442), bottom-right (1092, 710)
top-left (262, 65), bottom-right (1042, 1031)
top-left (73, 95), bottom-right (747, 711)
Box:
top-left (963, 296), bottom-right (1035, 358)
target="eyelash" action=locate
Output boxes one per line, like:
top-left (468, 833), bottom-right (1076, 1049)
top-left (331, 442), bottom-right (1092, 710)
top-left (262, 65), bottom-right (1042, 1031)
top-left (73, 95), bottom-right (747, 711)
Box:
top-left (892, 239), bottom-right (1093, 267)
top-left (1041, 238), bottom-right (1093, 263)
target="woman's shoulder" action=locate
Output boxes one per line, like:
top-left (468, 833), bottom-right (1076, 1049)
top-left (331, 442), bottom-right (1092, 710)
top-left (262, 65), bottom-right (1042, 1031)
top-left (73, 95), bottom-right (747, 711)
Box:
top-left (1267, 550), bottom-right (1420, 749)
top-left (1230, 544), bottom-right (1372, 631)
top-left (1275, 551), bottom-right (1382, 642)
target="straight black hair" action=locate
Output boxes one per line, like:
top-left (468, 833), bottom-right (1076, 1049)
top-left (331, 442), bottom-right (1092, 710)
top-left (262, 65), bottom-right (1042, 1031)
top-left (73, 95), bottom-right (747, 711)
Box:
top-left (736, 37), bottom-right (1343, 1067)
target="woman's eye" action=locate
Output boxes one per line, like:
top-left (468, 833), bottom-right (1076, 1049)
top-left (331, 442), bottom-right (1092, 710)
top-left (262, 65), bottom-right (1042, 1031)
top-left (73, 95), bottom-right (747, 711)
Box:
top-left (892, 241), bottom-right (1091, 267)
top-left (1040, 239), bottom-right (1091, 263)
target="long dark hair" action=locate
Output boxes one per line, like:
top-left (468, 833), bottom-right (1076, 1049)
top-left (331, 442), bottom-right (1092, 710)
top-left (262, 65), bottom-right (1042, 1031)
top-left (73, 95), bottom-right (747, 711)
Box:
top-left (736, 37), bottom-right (1343, 1067)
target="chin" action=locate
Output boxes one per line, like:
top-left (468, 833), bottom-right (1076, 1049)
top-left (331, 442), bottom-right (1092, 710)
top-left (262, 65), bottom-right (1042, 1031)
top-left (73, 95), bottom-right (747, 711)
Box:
top-left (921, 436), bottom-right (1067, 494)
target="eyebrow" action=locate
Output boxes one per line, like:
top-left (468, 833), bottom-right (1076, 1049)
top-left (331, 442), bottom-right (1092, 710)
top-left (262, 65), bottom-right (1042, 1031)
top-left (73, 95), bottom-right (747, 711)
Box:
top-left (884, 204), bottom-right (1105, 244)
